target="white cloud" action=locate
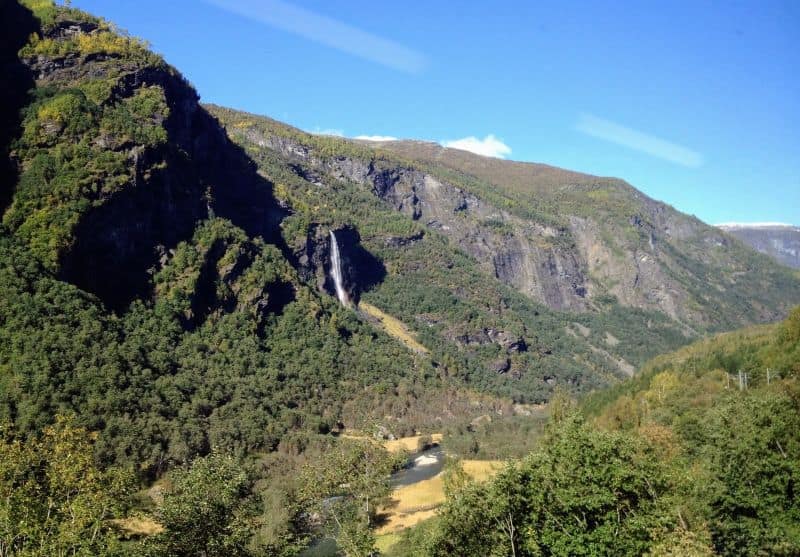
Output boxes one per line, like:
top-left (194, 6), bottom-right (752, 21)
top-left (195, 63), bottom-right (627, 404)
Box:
top-left (354, 135), bottom-right (398, 142)
top-left (717, 222), bottom-right (796, 229)
top-left (309, 128), bottom-right (344, 137)
top-left (204, 0), bottom-right (427, 73)
top-left (441, 134), bottom-right (512, 158)
top-left (576, 113), bottom-right (703, 168)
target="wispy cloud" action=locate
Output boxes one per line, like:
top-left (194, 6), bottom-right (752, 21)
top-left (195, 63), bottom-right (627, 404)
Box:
top-left (441, 134), bottom-right (512, 159)
top-left (576, 114), bottom-right (703, 168)
top-left (354, 135), bottom-right (398, 142)
top-left (204, 0), bottom-right (427, 73)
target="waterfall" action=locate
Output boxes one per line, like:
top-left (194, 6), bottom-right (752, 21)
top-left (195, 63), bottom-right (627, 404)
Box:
top-left (329, 230), bottom-right (351, 307)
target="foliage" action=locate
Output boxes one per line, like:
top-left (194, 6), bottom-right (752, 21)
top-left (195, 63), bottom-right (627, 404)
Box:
top-left (99, 85), bottom-right (169, 146)
top-left (582, 310), bottom-right (800, 556)
top-left (411, 310), bottom-right (800, 556)
top-left (441, 414), bottom-right (548, 460)
top-left (429, 415), bottom-right (677, 556)
top-left (0, 415), bottom-right (135, 556)
top-left (299, 439), bottom-right (403, 557)
top-left (144, 453), bottom-right (260, 557)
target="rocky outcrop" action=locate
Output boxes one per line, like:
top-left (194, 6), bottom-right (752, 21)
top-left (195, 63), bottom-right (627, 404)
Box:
top-left (569, 215), bottom-right (689, 322)
top-left (22, 17), bottom-right (287, 311)
top-left (490, 357), bottom-right (511, 374)
top-left (0, 1), bottom-right (37, 211)
top-left (384, 231), bottom-right (424, 248)
top-left (454, 328), bottom-right (527, 353)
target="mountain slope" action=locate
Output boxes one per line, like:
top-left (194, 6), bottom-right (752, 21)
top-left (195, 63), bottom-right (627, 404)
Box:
top-left (211, 109), bottom-right (800, 332)
top-left (209, 105), bottom-right (699, 400)
top-left (1, 0), bottom-right (799, 476)
top-left (717, 223), bottom-right (800, 269)
top-left (0, 1), bottom-right (491, 474)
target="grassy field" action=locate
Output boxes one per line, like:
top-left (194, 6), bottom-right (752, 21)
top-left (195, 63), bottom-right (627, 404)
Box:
top-left (383, 433), bottom-right (444, 453)
top-left (110, 516), bottom-right (164, 536)
top-left (375, 532), bottom-right (402, 554)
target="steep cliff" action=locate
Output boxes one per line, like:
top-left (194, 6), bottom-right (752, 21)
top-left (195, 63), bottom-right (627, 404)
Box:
top-left (4, 11), bottom-right (288, 311)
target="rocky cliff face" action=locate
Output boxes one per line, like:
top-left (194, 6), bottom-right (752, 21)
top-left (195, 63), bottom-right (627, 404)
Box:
top-left (251, 130), bottom-right (589, 312)
top-left (718, 224), bottom-right (800, 269)
top-left (221, 121), bottom-right (800, 330)
top-left (295, 224), bottom-right (385, 305)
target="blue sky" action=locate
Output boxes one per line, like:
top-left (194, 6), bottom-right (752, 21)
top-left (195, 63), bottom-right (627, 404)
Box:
top-left (73, 0), bottom-right (799, 225)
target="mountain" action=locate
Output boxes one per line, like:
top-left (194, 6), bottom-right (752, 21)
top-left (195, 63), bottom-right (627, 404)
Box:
top-left (717, 223), bottom-right (800, 269)
top-left (2, 2), bottom-right (799, 555)
top-left (2, 0), bottom-right (799, 475)
top-left (0, 1), bottom-right (456, 474)
top-left (211, 109), bottom-right (800, 331)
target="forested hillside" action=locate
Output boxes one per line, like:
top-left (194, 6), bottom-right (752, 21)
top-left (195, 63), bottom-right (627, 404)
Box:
top-left (1, 1), bottom-right (799, 555)
top-left (209, 104), bottom-right (800, 402)
top-left (0, 0), bottom-right (479, 476)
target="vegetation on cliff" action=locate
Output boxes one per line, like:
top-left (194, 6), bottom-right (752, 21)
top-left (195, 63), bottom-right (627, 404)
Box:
top-left (1, 1), bottom-right (798, 555)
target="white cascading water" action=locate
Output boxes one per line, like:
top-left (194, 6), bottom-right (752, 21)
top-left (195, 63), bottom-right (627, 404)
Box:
top-left (329, 230), bottom-right (351, 307)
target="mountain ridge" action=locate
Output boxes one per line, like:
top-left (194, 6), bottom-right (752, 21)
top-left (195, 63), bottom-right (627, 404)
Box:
top-left (209, 104), bottom-right (800, 330)
top-left (2, 0), bottom-right (798, 472)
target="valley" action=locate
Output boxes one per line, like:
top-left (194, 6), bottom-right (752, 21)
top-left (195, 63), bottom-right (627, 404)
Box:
top-left (0, 1), bottom-right (798, 556)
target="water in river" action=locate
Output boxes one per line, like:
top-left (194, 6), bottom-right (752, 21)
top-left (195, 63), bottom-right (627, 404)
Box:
top-left (390, 446), bottom-right (445, 487)
top-left (301, 445), bottom-right (445, 556)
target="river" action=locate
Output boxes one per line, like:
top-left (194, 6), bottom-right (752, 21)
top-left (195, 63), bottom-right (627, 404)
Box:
top-left (301, 445), bottom-right (446, 556)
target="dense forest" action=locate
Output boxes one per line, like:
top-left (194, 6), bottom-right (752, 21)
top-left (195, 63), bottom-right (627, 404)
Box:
top-left (1, 1), bottom-right (799, 555)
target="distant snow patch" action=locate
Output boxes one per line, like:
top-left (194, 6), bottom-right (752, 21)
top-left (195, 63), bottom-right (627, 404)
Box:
top-left (441, 134), bottom-right (512, 158)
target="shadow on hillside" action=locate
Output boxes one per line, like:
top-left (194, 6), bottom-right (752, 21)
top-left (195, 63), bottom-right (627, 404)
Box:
top-left (0, 2), bottom-right (37, 212)
top-left (60, 74), bottom-right (292, 312)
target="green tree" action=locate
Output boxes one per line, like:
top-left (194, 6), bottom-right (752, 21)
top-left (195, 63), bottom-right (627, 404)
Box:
top-left (145, 453), bottom-right (260, 557)
top-left (703, 390), bottom-right (800, 556)
top-left (430, 415), bottom-right (680, 556)
top-left (299, 439), bottom-right (399, 557)
top-left (0, 415), bottom-right (134, 556)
